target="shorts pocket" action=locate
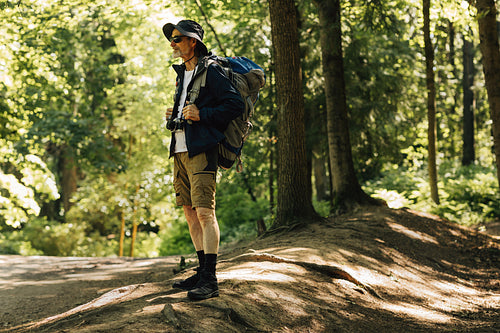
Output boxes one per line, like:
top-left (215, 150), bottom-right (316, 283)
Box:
top-left (191, 171), bottom-right (216, 209)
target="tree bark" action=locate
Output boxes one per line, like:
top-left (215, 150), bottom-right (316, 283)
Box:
top-left (447, 21), bottom-right (458, 158)
top-left (462, 34), bottom-right (475, 166)
top-left (313, 151), bottom-right (329, 201)
top-left (423, 0), bottom-right (440, 204)
top-left (268, 0), bottom-right (318, 227)
top-left (314, 0), bottom-right (381, 214)
top-left (59, 147), bottom-right (78, 214)
top-left (475, 0), bottom-right (500, 188)
top-left (129, 184), bottom-right (140, 257)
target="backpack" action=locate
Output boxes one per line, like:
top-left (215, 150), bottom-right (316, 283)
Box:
top-left (188, 56), bottom-right (266, 172)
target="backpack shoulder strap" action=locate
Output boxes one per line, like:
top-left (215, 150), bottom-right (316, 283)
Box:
top-left (188, 59), bottom-right (217, 104)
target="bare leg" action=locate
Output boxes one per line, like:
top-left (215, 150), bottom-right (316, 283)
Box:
top-left (186, 207), bottom-right (220, 300)
top-left (196, 207), bottom-right (220, 254)
top-left (183, 205), bottom-right (204, 251)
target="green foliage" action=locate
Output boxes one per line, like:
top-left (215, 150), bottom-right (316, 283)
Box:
top-left (159, 216), bottom-right (194, 256)
top-left (0, 0), bottom-right (498, 258)
top-left (364, 162), bottom-right (499, 226)
top-left (216, 182), bottom-right (270, 242)
top-left (0, 217), bottom-right (118, 256)
top-left (313, 199), bottom-right (331, 218)
top-left (0, 153), bottom-right (59, 229)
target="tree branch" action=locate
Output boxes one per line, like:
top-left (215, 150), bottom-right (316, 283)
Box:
top-left (194, 0), bottom-right (227, 57)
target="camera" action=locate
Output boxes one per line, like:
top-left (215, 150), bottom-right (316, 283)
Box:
top-left (166, 118), bottom-right (185, 131)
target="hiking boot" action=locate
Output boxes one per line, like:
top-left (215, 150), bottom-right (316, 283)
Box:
top-left (172, 268), bottom-right (200, 291)
top-left (187, 271), bottom-right (219, 300)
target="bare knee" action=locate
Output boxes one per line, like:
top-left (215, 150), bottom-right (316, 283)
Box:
top-left (183, 206), bottom-right (200, 227)
top-left (196, 207), bottom-right (217, 228)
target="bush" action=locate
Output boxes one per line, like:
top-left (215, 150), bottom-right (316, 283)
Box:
top-left (159, 218), bottom-right (194, 256)
top-left (363, 162), bottom-right (500, 226)
top-left (0, 218), bottom-right (119, 257)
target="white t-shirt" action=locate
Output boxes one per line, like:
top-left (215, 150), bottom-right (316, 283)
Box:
top-left (174, 67), bottom-right (197, 153)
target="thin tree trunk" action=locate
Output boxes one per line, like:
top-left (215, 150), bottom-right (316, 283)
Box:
top-left (448, 20), bottom-right (458, 158)
top-left (59, 147), bottom-right (78, 214)
top-left (269, 0), bottom-right (318, 228)
top-left (462, 34), bottom-right (475, 166)
top-left (269, 138), bottom-right (275, 215)
top-left (119, 210), bottom-right (126, 256)
top-left (312, 151), bottom-right (329, 201)
top-left (314, 0), bottom-right (381, 214)
top-left (423, 0), bottom-right (440, 204)
top-left (268, 65), bottom-right (276, 216)
top-left (475, 0), bottom-right (500, 188)
top-left (129, 184), bottom-right (140, 257)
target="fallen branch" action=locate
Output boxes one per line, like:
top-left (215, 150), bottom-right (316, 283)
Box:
top-left (226, 251), bottom-right (382, 299)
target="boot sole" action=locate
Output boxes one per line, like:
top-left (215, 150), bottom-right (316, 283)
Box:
top-left (187, 290), bottom-right (219, 300)
top-left (172, 284), bottom-right (196, 291)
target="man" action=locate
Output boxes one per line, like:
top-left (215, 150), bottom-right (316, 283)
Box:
top-left (163, 19), bottom-right (244, 300)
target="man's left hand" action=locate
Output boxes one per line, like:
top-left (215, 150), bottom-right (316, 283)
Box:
top-left (182, 102), bottom-right (200, 122)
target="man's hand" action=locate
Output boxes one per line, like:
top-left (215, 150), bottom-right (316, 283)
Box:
top-left (166, 107), bottom-right (173, 121)
top-left (182, 102), bottom-right (200, 122)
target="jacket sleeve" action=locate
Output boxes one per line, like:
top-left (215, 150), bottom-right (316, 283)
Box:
top-left (198, 64), bottom-right (245, 131)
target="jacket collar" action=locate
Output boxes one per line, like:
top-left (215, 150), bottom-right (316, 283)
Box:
top-left (172, 53), bottom-right (214, 78)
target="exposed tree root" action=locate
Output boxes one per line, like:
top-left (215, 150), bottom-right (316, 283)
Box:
top-left (162, 304), bottom-right (181, 329)
top-left (226, 251), bottom-right (382, 299)
top-left (13, 285), bottom-right (142, 332)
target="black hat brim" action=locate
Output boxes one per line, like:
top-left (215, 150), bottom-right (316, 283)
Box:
top-left (162, 23), bottom-right (208, 55)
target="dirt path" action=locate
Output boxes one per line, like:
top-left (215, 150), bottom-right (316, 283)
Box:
top-left (0, 256), bottom-right (178, 330)
top-left (1, 206), bottom-right (499, 332)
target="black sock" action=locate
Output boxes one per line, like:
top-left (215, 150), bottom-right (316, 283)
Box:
top-left (205, 253), bottom-right (217, 275)
top-left (196, 250), bottom-right (205, 270)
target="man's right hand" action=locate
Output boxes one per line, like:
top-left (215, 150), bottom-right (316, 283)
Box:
top-left (166, 107), bottom-right (173, 121)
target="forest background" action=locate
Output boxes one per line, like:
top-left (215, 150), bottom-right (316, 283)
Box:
top-left (1, 0), bottom-right (499, 258)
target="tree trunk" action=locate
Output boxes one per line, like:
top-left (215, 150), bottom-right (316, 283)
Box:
top-left (268, 0), bottom-right (318, 228)
top-left (447, 20), bottom-right (458, 158)
top-left (313, 151), bottom-right (329, 201)
top-left (462, 34), bottom-right (475, 166)
top-left (475, 0), bottom-right (500, 188)
top-left (119, 210), bottom-right (126, 256)
top-left (268, 66), bottom-right (276, 216)
top-left (269, 139), bottom-right (275, 215)
top-left (129, 184), bottom-right (140, 257)
top-left (314, 0), bottom-right (381, 214)
top-left (59, 147), bottom-right (78, 214)
top-left (423, 0), bottom-right (440, 204)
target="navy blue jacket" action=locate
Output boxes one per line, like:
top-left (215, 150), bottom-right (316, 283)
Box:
top-left (170, 55), bottom-right (245, 158)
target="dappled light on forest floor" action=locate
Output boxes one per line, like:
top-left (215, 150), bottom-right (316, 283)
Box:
top-left (1, 207), bottom-right (499, 332)
top-left (380, 302), bottom-right (453, 323)
top-left (386, 222), bottom-right (439, 244)
top-left (218, 263), bottom-right (299, 282)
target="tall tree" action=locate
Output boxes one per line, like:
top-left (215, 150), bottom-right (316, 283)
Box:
top-left (474, 0), bottom-right (500, 188)
top-left (314, 0), bottom-right (381, 213)
top-left (423, 0), bottom-right (440, 204)
top-left (462, 33), bottom-right (475, 166)
top-left (268, 0), bottom-right (318, 227)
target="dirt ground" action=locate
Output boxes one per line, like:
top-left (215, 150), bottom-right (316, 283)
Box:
top-left (1, 206), bottom-right (499, 332)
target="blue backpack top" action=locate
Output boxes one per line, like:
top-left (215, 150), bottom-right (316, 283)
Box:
top-left (188, 55), bottom-right (266, 171)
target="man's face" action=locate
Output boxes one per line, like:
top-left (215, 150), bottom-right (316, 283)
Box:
top-left (170, 28), bottom-right (195, 60)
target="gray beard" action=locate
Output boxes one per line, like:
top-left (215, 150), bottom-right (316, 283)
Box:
top-left (172, 49), bottom-right (182, 59)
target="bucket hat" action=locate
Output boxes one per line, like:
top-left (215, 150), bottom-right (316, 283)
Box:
top-left (163, 20), bottom-right (208, 55)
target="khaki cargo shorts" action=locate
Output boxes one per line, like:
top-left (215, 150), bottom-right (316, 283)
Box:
top-left (173, 146), bottom-right (218, 209)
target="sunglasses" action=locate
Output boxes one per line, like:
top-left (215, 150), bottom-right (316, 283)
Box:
top-left (170, 35), bottom-right (187, 44)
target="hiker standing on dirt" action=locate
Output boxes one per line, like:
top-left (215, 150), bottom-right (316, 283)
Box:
top-left (163, 19), bottom-right (244, 300)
